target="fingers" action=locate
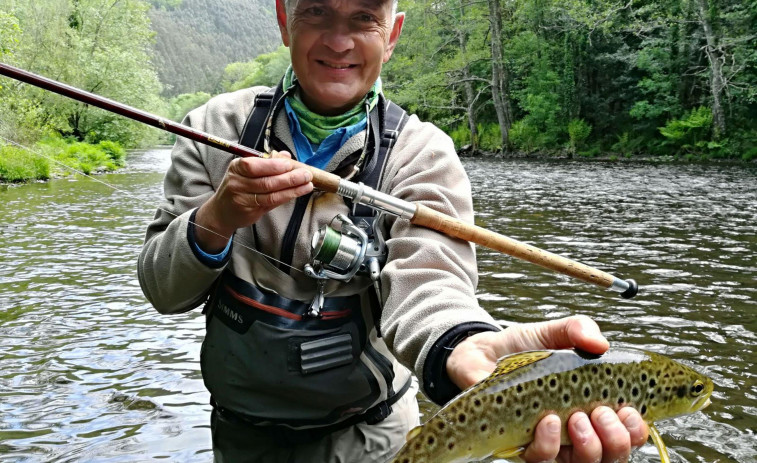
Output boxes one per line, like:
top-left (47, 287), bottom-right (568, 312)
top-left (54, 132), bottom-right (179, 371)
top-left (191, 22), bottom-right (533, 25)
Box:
top-left (590, 406), bottom-right (632, 463)
top-left (616, 407), bottom-right (649, 448)
top-left (566, 412), bottom-right (602, 463)
top-left (522, 414), bottom-right (562, 463)
top-left (228, 157), bottom-right (313, 206)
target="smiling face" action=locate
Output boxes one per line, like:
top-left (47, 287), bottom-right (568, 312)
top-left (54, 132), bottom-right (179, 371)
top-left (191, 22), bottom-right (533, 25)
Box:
top-left (276, 0), bottom-right (404, 116)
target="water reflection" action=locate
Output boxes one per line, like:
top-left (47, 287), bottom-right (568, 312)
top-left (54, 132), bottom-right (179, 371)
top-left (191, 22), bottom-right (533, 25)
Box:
top-left (0, 152), bottom-right (754, 462)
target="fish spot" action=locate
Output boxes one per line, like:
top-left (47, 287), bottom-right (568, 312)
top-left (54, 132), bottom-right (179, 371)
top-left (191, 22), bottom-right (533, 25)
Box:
top-left (480, 423), bottom-right (488, 432)
top-left (664, 373), bottom-right (670, 378)
top-left (649, 379), bottom-right (657, 387)
top-left (641, 373), bottom-right (648, 382)
top-left (618, 397), bottom-right (625, 405)
top-left (516, 408), bottom-right (522, 418)
top-left (678, 370), bottom-right (685, 376)
top-left (537, 378), bottom-right (544, 387)
top-left (526, 427), bottom-right (531, 434)
top-left (641, 404), bottom-right (647, 415)
top-left (533, 401), bottom-right (540, 409)
top-left (458, 413), bottom-right (466, 424)
top-left (549, 378), bottom-right (557, 388)
top-left (617, 378), bottom-right (624, 388)
top-left (584, 386), bottom-right (591, 398)
top-left (402, 459), bottom-right (410, 463)
top-left (517, 384), bottom-right (524, 394)
top-left (563, 393), bottom-right (570, 403)
top-left (474, 398), bottom-right (482, 408)
top-left (499, 427), bottom-right (505, 435)
top-left (427, 436), bottom-right (436, 446)
top-left (605, 367), bottom-right (612, 376)
top-left (632, 387), bottom-right (640, 397)
top-left (496, 395), bottom-right (504, 405)
top-left (650, 393), bottom-right (655, 399)
top-left (602, 388), bottom-right (609, 399)
top-left (677, 386), bottom-right (687, 398)
top-left (447, 442), bottom-right (455, 450)
top-left (592, 366), bottom-right (599, 374)
top-left (571, 373), bottom-right (579, 383)
top-left (437, 421), bottom-right (446, 431)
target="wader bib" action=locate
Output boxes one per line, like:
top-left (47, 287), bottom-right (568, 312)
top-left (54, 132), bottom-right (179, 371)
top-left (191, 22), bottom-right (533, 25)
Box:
top-left (200, 83), bottom-right (410, 443)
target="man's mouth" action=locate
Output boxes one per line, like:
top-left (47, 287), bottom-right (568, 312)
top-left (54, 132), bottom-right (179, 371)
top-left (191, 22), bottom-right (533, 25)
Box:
top-left (318, 60), bottom-right (356, 70)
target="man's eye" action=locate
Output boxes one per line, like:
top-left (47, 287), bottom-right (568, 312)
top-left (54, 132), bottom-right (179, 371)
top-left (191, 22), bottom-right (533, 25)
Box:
top-left (356, 13), bottom-right (375, 22)
top-left (305, 7), bottom-right (325, 16)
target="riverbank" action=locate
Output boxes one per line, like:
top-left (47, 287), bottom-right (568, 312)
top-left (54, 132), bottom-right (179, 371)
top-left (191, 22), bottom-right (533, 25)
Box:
top-left (0, 137), bottom-right (126, 183)
top-left (459, 146), bottom-right (757, 163)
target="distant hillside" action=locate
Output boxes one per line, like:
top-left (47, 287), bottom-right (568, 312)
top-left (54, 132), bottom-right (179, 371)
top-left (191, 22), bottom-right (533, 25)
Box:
top-left (149, 0), bottom-right (281, 96)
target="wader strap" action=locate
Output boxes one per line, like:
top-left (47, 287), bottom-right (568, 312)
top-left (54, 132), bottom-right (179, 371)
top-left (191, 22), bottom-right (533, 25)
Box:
top-left (239, 83), bottom-right (284, 152)
top-left (210, 376), bottom-right (412, 446)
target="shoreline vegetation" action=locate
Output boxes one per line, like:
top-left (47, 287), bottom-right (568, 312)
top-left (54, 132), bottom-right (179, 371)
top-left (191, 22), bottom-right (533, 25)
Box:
top-left (0, 137), bottom-right (126, 183)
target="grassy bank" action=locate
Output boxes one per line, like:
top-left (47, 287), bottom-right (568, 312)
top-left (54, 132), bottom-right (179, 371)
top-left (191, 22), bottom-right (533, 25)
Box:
top-left (0, 137), bottom-right (126, 183)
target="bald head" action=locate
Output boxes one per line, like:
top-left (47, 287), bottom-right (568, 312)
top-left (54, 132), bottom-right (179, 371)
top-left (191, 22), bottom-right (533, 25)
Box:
top-left (282, 0), bottom-right (399, 17)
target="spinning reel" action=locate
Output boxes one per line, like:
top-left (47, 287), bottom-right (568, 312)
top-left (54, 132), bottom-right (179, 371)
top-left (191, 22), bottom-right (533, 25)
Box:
top-left (304, 214), bottom-right (386, 318)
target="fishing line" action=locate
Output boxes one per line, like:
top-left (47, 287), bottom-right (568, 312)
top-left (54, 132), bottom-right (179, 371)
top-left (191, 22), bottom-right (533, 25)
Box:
top-left (0, 128), bottom-right (305, 275)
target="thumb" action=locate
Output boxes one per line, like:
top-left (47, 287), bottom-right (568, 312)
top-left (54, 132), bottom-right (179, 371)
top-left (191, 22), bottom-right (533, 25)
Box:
top-left (500, 315), bottom-right (609, 356)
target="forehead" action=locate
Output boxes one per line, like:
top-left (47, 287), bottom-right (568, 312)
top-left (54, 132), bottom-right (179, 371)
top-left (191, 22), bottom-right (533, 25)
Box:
top-left (295, 0), bottom-right (393, 11)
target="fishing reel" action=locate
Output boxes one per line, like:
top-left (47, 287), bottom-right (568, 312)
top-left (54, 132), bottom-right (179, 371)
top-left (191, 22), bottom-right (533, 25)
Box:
top-left (303, 214), bottom-right (386, 318)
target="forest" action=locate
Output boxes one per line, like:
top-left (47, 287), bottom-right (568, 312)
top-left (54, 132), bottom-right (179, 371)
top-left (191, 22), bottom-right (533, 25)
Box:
top-left (0, 0), bottom-right (755, 183)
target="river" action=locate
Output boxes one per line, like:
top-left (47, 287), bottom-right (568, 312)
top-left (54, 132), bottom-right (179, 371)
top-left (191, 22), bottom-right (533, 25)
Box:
top-left (0, 149), bottom-right (755, 462)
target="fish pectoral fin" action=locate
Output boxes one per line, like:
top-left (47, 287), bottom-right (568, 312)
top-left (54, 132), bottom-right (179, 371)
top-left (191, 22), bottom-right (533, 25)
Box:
top-left (648, 423), bottom-right (671, 463)
top-left (405, 425), bottom-right (423, 442)
top-left (492, 447), bottom-right (525, 459)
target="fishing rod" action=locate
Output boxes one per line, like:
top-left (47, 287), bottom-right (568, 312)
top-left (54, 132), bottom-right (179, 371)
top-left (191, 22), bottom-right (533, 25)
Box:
top-left (0, 63), bottom-right (638, 298)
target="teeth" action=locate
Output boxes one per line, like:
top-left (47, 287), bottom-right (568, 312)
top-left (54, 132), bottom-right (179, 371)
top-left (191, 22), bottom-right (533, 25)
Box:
top-left (322, 62), bottom-right (351, 69)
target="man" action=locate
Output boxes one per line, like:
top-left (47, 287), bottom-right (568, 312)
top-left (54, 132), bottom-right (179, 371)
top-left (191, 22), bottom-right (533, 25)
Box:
top-left (138, 0), bottom-right (648, 461)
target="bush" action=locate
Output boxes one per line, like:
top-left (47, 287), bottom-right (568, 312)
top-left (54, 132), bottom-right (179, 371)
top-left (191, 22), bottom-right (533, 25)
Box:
top-left (477, 122), bottom-right (502, 152)
top-left (97, 140), bottom-right (126, 166)
top-left (658, 106), bottom-right (713, 155)
top-left (509, 119), bottom-right (541, 152)
top-left (449, 124), bottom-right (471, 149)
top-left (0, 144), bottom-right (50, 182)
top-left (568, 118), bottom-right (592, 153)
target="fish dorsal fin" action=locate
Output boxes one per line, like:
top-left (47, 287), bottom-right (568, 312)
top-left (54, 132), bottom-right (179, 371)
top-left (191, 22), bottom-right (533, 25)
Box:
top-left (648, 423), bottom-right (671, 463)
top-left (406, 425), bottom-right (423, 441)
top-left (493, 447), bottom-right (525, 459)
top-left (488, 351), bottom-right (552, 381)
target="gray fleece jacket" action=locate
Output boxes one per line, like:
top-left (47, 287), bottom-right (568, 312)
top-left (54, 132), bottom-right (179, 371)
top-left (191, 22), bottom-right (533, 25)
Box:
top-left (137, 85), bottom-right (500, 411)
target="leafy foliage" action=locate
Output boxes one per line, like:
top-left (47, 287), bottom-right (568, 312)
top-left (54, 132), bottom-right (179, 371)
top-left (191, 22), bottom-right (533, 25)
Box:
top-left (386, 0), bottom-right (756, 159)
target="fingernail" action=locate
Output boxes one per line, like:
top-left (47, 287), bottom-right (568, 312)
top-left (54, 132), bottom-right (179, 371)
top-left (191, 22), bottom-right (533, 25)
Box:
top-left (575, 414), bottom-right (592, 435)
top-left (623, 411), bottom-right (642, 430)
top-left (547, 419), bottom-right (561, 434)
top-left (599, 408), bottom-right (616, 426)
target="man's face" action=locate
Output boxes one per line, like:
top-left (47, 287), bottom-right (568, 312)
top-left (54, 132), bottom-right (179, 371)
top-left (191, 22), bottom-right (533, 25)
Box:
top-left (277, 0), bottom-right (404, 116)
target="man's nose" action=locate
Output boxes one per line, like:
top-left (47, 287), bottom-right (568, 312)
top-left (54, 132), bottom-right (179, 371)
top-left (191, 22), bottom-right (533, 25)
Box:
top-left (321, 22), bottom-right (355, 53)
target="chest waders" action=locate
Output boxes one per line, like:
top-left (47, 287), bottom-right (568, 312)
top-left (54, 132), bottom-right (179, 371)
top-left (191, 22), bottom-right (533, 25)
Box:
top-left (200, 82), bottom-right (411, 445)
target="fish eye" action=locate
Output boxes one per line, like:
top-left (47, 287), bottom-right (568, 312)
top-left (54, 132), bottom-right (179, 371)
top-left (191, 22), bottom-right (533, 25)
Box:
top-left (690, 380), bottom-right (705, 396)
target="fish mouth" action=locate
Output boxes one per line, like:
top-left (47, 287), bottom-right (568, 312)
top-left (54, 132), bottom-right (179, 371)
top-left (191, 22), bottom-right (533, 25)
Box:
top-left (693, 396), bottom-right (712, 412)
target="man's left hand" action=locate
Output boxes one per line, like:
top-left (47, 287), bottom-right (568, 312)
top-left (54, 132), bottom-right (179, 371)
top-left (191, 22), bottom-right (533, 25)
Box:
top-left (446, 315), bottom-right (649, 463)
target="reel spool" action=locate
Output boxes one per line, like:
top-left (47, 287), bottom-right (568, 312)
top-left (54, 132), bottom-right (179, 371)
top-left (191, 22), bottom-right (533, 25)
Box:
top-left (304, 214), bottom-right (369, 282)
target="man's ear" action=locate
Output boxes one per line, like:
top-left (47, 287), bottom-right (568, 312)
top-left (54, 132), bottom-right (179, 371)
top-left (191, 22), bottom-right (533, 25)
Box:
top-left (383, 12), bottom-right (405, 63)
top-left (276, 0), bottom-right (290, 47)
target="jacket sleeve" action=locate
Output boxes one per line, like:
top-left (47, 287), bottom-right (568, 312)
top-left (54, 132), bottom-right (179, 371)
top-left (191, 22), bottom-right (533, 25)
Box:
top-left (378, 117), bottom-right (501, 404)
top-left (137, 89), bottom-right (256, 314)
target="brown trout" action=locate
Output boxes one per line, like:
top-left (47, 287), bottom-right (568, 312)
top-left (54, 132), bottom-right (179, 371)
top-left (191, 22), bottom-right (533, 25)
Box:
top-left (390, 348), bottom-right (713, 463)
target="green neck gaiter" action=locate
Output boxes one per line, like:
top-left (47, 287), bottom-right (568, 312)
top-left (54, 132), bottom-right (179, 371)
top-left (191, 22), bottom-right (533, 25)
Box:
top-left (283, 66), bottom-right (381, 144)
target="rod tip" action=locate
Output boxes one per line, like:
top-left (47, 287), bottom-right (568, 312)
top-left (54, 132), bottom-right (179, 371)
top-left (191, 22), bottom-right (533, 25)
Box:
top-left (620, 279), bottom-right (639, 299)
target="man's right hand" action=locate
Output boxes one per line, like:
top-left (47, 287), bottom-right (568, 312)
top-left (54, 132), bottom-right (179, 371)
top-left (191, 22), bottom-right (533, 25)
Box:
top-left (194, 152), bottom-right (314, 253)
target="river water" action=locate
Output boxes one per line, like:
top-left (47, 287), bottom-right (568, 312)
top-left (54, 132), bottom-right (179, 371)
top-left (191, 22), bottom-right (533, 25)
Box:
top-left (0, 149), bottom-right (754, 462)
